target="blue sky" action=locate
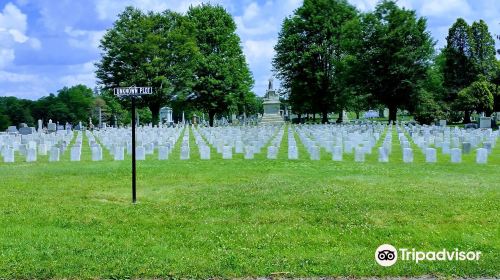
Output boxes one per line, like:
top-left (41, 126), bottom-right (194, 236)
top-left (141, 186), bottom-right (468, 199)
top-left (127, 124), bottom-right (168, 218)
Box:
top-left (0, 0), bottom-right (499, 100)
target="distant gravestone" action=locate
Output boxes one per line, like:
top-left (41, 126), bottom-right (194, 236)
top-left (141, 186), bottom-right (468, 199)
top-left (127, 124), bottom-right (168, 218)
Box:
top-left (180, 146), bottom-right (190, 160)
top-left (483, 142), bottom-right (492, 154)
top-left (244, 146), bottom-right (254, 159)
top-left (425, 148), bottom-right (437, 163)
top-left (19, 127), bottom-right (34, 135)
top-left (222, 145), bottom-right (232, 159)
top-left (332, 146), bottom-right (343, 161)
top-left (450, 148), bottom-right (461, 163)
top-left (136, 146), bottom-right (146, 160)
top-left (91, 146), bottom-right (103, 161)
top-left (476, 148), bottom-right (487, 164)
top-left (49, 147), bottom-right (60, 162)
top-left (38, 144), bottom-right (48, 155)
top-left (3, 147), bottom-right (14, 163)
top-left (26, 148), bottom-right (37, 162)
top-left (464, 123), bottom-right (478, 129)
top-left (378, 147), bottom-right (389, 163)
top-left (199, 146), bottom-right (210, 160)
top-left (70, 147), bottom-right (81, 161)
top-left (158, 146), bottom-right (169, 160)
top-left (439, 120), bottom-right (447, 127)
top-left (462, 142), bottom-right (471, 154)
top-left (309, 146), bottom-right (320, 160)
top-left (480, 117), bottom-right (491, 129)
top-left (47, 123), bottom-right (56, 133)
top-left (7, 126), bottom-right (18, 133)
top-left (403, 148), bottom-right (413, 163)
top-left (267, 146), bottom-right (278, 159)
top-left (354, 147), bottom-right (365, 162)
top-left (288, 145), bottom-right (298, 160)
top-left (114, 146), bottom-right (125, 161)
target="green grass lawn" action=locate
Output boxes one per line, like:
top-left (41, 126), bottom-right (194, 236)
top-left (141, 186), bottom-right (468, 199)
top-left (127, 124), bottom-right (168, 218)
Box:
top-left (0, 126), bottom-right (499, 278)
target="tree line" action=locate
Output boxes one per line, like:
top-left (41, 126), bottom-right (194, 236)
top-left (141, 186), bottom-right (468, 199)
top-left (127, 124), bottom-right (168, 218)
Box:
top-left (95, 4), bottom-right (260, 126)
top-left (274, 0), bottom-right (500, 124)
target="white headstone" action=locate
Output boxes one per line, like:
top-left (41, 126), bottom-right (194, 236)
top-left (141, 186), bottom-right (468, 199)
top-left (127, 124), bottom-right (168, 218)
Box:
top-left (309, 146), bottom-right (320, 160)
top-left (158, 146), bottom-right (169, 160)
top-left (222, 145), bottom-right (232, 159)
top-left (3, 147), bottom-right (14, 163)
top-left (332, 146), bottom-right (342, 161)
top-left (425, 148), bottom-right (437, 163)
top-left (244, 146), bottom-right (254, 159)
top-left (26, 148), bottom-right (37, 162)
top-left (114, 146), bottom-right (125, 161)
top-left (136, 146), bottom-right (146, 160)
top-left (70, 147), bottom-right (81, 161)
top-left (403, 148), bottom-right (413, 163)
top-left (378, 147), bottom-right (389, 163)
top-left (199, 145), bottom-right (210, 160)
top-left (49, 147), bottom-right (60, 162)
top-left (450, 148), bottom-right (461, 163)
top-left (267, 146), bottom-right (278, 159)
top-left (180, 146), bottom-right (190, 160)
top-left (92, 146), bottom-right (103, 161)
top-left (476, 148), bottom-right (487, 164)
top-left (288, 145), bottom-right (298, 160)
top-left (354, 147), bottom-right (365, 162)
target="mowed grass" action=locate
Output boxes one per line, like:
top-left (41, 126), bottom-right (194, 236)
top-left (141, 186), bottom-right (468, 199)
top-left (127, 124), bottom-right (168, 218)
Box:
top-left (0, 126), bottom-right (499, 278)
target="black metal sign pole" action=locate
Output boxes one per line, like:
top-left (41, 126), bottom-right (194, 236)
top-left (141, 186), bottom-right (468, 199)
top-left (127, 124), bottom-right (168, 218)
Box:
top-left (114, 86), bottom-right (151, 204)
top-left (131, 96), bottom-right (137, 203)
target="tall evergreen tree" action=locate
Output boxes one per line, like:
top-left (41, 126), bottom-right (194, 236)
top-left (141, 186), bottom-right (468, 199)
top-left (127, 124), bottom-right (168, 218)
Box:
top-left (470, 20), bottom-right (497, 79)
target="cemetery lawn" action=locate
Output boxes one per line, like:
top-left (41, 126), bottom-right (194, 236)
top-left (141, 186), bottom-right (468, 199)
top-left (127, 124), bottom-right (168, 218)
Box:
top-left (0, 128), bottom-right (499, 278)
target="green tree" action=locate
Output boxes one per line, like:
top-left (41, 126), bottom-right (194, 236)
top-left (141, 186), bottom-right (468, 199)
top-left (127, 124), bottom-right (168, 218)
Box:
top-left (187, 4), bottom-right (254, 126)
top-left (358, 1), bottom-right (434, 123)
top-left (442, 19), bottom-right (476, 123)
top-left (96, 7), bottom-right (199, 124)
top-left (273, 0), bottom-right (358, 123)
top-left (470, 20), bottom-right (497, 79)
top-left (456, 77), bottom-right (494, 115)
top-left (0, 97), bottom-right (34, 127)
top-left (57, 85), bottom-right (94, 124)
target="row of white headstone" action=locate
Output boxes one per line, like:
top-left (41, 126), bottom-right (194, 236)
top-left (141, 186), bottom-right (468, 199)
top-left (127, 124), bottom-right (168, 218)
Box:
top-left (1, 123), bottom-right (498, 163)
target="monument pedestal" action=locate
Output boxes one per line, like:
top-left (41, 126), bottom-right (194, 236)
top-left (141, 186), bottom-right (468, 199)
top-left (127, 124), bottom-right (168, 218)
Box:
top-left (261, 78), bottom-right (284, 124)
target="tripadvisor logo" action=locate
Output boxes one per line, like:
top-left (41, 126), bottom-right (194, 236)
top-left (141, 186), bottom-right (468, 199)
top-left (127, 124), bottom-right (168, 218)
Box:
top-left (375, 244), bottom-right (482, 267)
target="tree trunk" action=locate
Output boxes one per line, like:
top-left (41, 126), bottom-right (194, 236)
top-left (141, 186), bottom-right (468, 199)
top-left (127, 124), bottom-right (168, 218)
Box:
top-left (336, 110), bottom-right (343, 123)
top-left (208, 110), bottom-right (215, 127)
top-left (321, 110), bottom-right (328, 124)
top-left (388, 105), bottom-right (397, 124)
top-left (313, 113), bottom-right (316, 122)
top-left (356, 111), bottom-right (360, 119)
top-left (297, 113), bottom-right (301, 124)
top-left (463, 111), bottom-right (471, 124)
top-left (148, 103), bottom-right (160, 125)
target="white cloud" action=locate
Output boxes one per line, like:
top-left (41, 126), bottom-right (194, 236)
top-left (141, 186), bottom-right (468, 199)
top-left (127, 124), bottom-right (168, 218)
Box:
top-left (94, 0), bottom-right (230, 21)
top-left (0, 2), bottom-right (40, 69)
top-left (64, 26), bottom-right (106, 50)
top-left (421, 0), bottom-right (471, 18)
top-left (0, 70), bottom-right (37, 82)
top-left (60, 61), bottom-right (98, 87)
top-left (0, 49), bottom-right (15, 68)
top-left (244, 39), bottom-right (276, 63)
top-left (0, 2), bottom-right (27, 32)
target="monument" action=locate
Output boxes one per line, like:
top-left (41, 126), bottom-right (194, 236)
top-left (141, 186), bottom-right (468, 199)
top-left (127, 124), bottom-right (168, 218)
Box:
top-left (261, 78), bottom-right (284, 124)
top-left (159, 107), bottom-right (173, 125)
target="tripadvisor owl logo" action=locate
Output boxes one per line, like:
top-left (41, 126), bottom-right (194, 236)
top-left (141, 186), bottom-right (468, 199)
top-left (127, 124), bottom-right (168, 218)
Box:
top-left (375, 244), bottom-right (398, 267)
top-left (375, 244), bottom-right (482, 267)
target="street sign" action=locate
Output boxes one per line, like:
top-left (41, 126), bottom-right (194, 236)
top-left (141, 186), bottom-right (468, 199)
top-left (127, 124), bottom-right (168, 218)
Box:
top-left (114, 87), bottom-right (153, 97)
top-left (114, 86), bottom-right (153, 203)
